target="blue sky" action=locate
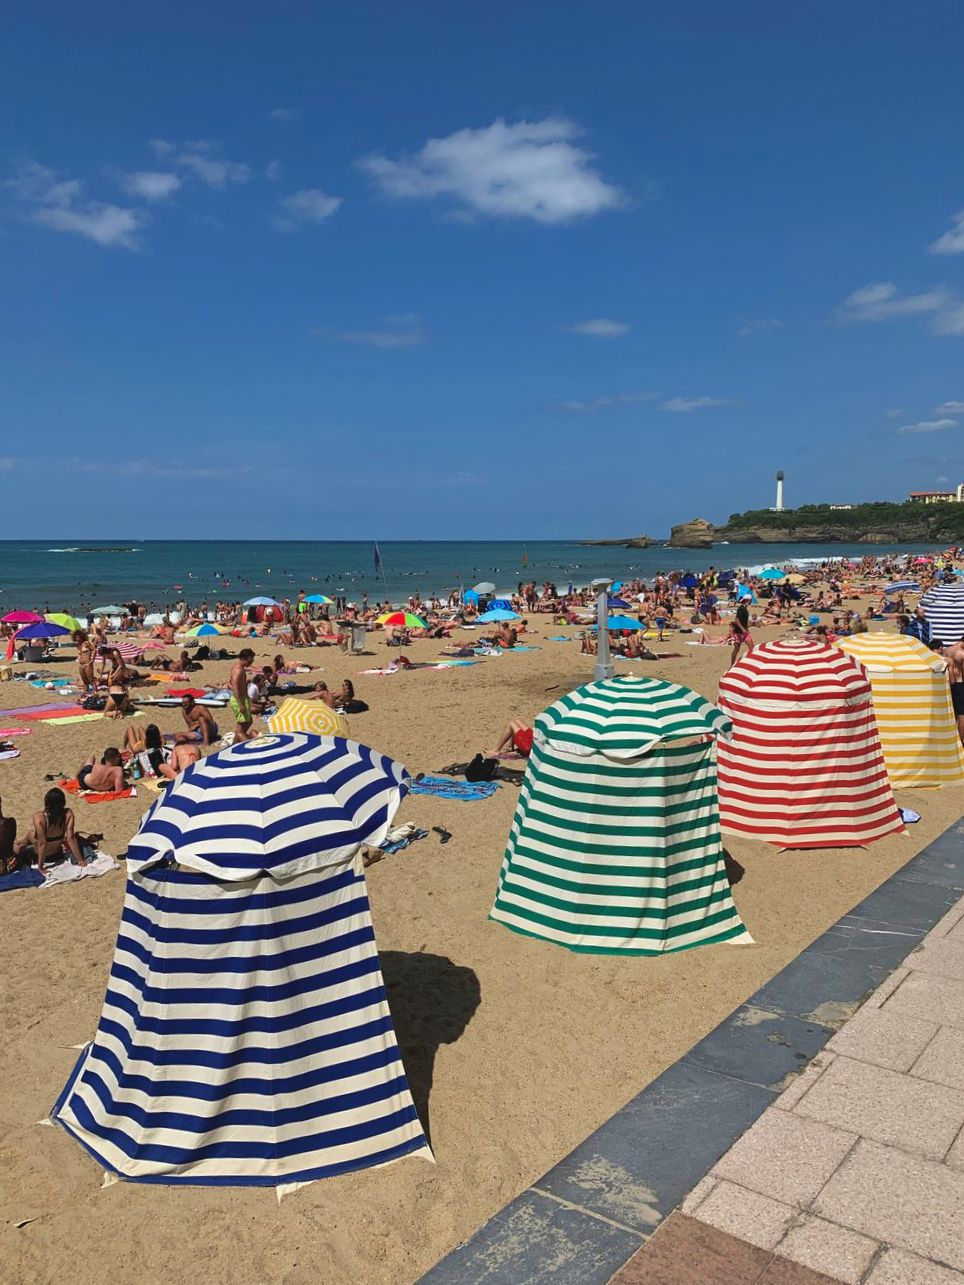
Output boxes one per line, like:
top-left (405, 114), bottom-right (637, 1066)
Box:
top-left (5, 1), bottom-right (964, 539)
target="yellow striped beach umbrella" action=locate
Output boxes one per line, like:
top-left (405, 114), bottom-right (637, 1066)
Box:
top-left (267, 696), bottom-right (349, 738)
top-left (838, 632), bottom-right (964, 787)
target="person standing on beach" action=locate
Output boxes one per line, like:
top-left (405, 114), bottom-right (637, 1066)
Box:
top-left (944, 636), bottom-right (964, 745)
top-left (230, 648), bottom-right (257, 741)
top-left (727, 601), bottom-right (753, 669)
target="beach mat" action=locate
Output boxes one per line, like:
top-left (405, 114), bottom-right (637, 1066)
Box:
top-left (0, 702), bottom-right (85, 717)
top-left (60, 778), bottom-right (136, 803)
top-left (20, 707), bottom-right (88, 721)
top-left (47, 714), bottom-right (109, 726)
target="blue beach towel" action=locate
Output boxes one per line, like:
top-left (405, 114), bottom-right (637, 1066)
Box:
top-left (0, 868), bottom-right (45, 893)
top-left (408, 775), bottom-right (500, 801)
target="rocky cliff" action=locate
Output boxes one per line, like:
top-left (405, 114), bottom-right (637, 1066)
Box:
top-left (580, 535), bottom-right (652, 548)
top-left (669, 518), bottom-right (716, 548)
top-left (716, 523), bottom-right (935, 544)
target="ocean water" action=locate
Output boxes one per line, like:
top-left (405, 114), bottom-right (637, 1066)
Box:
top-left (0, 539), bottom-right (947, 614)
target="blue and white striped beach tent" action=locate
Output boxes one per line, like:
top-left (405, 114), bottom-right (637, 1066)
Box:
top-left (53, 733), bottom-right (432, 1187)
top-left (921, 583), bottom-right (964, 645)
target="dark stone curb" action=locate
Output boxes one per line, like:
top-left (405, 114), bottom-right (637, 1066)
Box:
top-left (418, 819), bottom-right (964, 1284)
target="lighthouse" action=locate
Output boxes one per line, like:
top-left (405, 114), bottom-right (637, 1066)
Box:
top-left (775, 470), bottom-right (785, 512)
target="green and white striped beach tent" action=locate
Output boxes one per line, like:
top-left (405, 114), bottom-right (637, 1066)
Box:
top-left (490, 675), bottom-right (752, 955)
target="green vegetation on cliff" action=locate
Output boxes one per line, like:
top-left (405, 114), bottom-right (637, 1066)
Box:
top-left (720, 501), bottom-right (964, 543)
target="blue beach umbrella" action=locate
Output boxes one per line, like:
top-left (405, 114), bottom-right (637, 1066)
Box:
top-left (884, 581), bottom-right (920, 594)
top-left (608, 597), bottom-right (631, 609)
top-left (488, 598), bottom-right (514, 611)
top-left (477, 608), bottom-right (521, 623)
top-left (591, 615), bottom-right (643, 632)
top-left (52, 733), bottom-right (432, 1187)
top-left (758, 568), bottom-right (785, 581)
top-left (303, 593), bottom-right (335, 604)
top-left (15, 621), bottom-right (70, 640)
top-left (243, 596), bottom-right (281, 607)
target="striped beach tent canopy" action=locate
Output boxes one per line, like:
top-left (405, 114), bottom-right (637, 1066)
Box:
top-left (921, 583), bottom-right (964, 645)
top-left (267, 695), bottom-right (349, 738)
top-left (490, 675), bottom-right (751, 955)
top-left (717, 640), bottom-right (904, 848)
top-left (838, 633), bottom-right (964, 788)
top-left (53, 733), bottom-right (431, 1187)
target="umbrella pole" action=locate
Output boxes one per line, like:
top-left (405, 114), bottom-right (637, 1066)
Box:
top-left (592, 577), bottom-right (613, 681)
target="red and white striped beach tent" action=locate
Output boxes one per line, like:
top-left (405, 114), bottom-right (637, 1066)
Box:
top-left (716, 639), bottom-right (904, 848)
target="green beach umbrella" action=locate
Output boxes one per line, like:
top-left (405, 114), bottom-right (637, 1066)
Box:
top-left (490, 675), bottom-right (751, 955)
top-left (47, 613), bottom-right (83, 633)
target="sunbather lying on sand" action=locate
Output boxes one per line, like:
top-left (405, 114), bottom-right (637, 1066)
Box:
top-left (487, 720), bottom-right (534, 757)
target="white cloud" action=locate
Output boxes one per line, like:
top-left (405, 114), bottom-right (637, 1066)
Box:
top-left (897, 418), bottom-right (958, 435)
top-left (312, 315), bottom-right (425, 349)
top-left (557, 392), bottom-right (657, 413)
top-left (885, 408), bottom-right (904, 418)
top-left (269, 107), bottom-right (299, 122)
top-left (568, 318), bottom-right (629, 338)
top-left (930, 210), bottom-right (964, 255)
top-left (121, 170), bottom-right (181, 201)
top-left (359, 117), bottom-right (625, 224)
top-left (0, 457), bottom-right (15, 471)
top-left (146, 139), bottom-right (251, 188)
top-left (176, 148), bottom-right (251, 188)
top-left (836, 281), bottom-right (950, 323)
top-left (660, 396), bottom-right (733, 413)
top-left (77, 456), bottom-right (251, 480)
top-left (836, 281), bottom-right (964, 336)
top-left (736, 318), bottom-right (783, 336)
top-left (936, 401), bottom-right (964, 414)
top-left (938, 475), bottom-right (951, 482)
top-left (6, 160), bottom-right (145, 249)
top-left (274, 188), bottom-right (342, 231)
top-left (265, 160), bottom-right (283, 182)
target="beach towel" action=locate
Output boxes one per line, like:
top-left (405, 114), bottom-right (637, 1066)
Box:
top-left (408, 775), bottom-right (500, 801)
top-left (0, 728), bottom-right (33, 736)
top-left (40, 852), bottom-right (118, 887)
top-left (0, 702), bottom-right (84, 717)
top-left (60, 778), bottom-right (136, 803)
top-left (0, 749), bottom-right (20, 761)
top-left (549, 636), bottom-right (572, 641)
top-left (0, 868), bottom-right (45, 893)
top-left (46, 713), bottom-right (109, 726)
top-left (20, 706), bottom-right (88, 721)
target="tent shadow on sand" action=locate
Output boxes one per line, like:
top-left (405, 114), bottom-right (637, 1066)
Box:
top-left (380, 951), bottom-right (481, 1146)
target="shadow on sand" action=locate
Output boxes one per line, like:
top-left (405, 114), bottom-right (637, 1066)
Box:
top-left (380, 950), bottom-right (481, 1147)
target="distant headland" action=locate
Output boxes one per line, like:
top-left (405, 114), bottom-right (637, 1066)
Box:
top-left (582, 500), bottom-right (964, 549)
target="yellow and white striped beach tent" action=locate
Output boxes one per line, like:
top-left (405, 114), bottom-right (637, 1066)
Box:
top-left (267, 696), bottom-right (349, 738)
top-left (837, 633), bottom-right (964, 788)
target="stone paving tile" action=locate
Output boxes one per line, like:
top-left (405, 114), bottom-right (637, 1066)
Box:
top-left (608, 1213), bottom-right (772, 1285)
top-left (712, 1110), bottom-right (856, 1208)
top-left (859, 966), bottom-right (909, 1010)
top-left (775, 1214), bottom-right (878, 1284)
top-left (911, 1026), bottom-right (964, 1091)
top-left (758, 1257), bottom-right (846, 1284)
top-left (814, 1139), bottom-right (964, 1269)
top-left (882, 970), bottom-right (964, 1030)
top-left (926, 899), bottom-right (964, 941)
top-left (894, 826), bottom-right (964, 891)
top-left (680, 1173), bottom-right (717, 1215)
top-left (948, 1125), bottom-right (964, 1172)
top-left (849, 876), bottom-right (962, 933)
top-left (865, 1247), bottom-right (964, 1284)
top-left (417, 1188), bottom-right (642, 1285)
top-left (681, 1005), bottom-right (834, 1092)
top-left (695, 1180), bottom-right (796, 1251)
top-left (907, 938), bottom-right (964, 982)
top-left (534, 1060), bottom-right (774, 1234)
top-left (826, 1004), bottom-right (938, 1072)
top-left (794, 1054), bottom-right (964, 1159)
top-left (773, 1053), bottom-right (836, 1112)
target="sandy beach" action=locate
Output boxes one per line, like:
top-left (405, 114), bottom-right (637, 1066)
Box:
top-left (1, 615), bottom-right (959, 1285)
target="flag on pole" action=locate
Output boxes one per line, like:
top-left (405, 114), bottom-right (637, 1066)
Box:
top-left (374, 541), bottom-right (383, 576)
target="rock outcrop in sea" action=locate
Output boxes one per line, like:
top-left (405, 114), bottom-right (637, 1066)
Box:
top-left (668, 518), bottom-right (716, 548)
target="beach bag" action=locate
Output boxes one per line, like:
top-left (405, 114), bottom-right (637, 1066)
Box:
top-left (82, 695), bottom-right (107, 710)
top-left (465, 753), bottom-right (498, 782)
